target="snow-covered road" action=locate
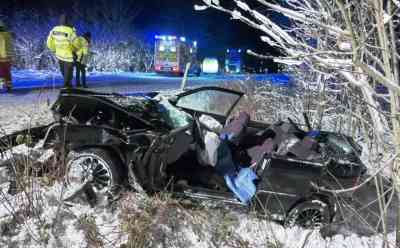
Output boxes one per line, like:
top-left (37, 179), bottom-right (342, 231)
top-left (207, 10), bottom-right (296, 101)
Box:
top-left (9, 70), bottom-right (291, 91)
top-left (0, 70), bottom-right (291, 106)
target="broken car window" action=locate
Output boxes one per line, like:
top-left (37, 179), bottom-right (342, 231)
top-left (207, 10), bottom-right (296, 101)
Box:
top-left (158, 98), bottom-right (192, 129)
top-left (176, 90), bottom-right (240, 116)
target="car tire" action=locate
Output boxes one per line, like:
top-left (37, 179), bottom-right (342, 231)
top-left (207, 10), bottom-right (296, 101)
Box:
top-left (284, 199), bottom-right (331, 229)
top-left (64, 148), bottom-right (123, 204)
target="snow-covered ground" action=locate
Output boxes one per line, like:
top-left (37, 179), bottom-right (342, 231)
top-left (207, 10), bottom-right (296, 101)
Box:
top-left (0, 93), bottom-right (54, 135)
top-left (0, 83), bottom-right (397, 248)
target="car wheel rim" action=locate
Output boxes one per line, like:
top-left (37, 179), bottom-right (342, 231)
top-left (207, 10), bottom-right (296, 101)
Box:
top-left (65, 154), bottom-right (113, 199)
top-left (296, 208), bottom-right (323, 229)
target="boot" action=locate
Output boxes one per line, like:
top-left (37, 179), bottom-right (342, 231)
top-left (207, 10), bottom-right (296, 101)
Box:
top-left (5, 82), bottom-right (12, 93)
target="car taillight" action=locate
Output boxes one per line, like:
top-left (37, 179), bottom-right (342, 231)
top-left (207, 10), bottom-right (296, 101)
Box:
top-left (173, 67), bottom-right (179, 72)
top-left (353, 175), bottom-right (360, 186)
top-left (155, 65), bottom-right (161, 71)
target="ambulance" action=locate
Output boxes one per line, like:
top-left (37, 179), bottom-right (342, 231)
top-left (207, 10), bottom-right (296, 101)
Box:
top-left (154, 35), bottom-right (200, 76)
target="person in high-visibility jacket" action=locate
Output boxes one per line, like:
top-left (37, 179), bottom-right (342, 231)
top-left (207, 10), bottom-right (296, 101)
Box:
top-left (0, 21), bottom-right (14, 92)
top-left (47, 14), bottom-right (77, 88)
top-left (73, 32), bottom-right (91, 88)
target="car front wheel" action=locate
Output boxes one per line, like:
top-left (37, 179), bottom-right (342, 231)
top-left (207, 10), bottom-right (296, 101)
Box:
top-left (63, 148), bottom-right (123, 205)
top-left (284, 199), bottom-right (331, 229)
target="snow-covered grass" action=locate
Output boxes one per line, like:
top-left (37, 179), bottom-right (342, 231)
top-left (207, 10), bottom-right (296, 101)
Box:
top-left (0, 82), bottom-right (397, 248)
top-left (0, 94), bottom-right (53, 135)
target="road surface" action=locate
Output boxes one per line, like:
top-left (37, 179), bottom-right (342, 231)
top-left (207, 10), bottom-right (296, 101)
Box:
top-left (0, 71), bottom-right (291, 105)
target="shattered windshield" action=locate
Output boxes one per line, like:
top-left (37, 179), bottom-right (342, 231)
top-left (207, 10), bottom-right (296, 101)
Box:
top-left (326, 134), bottom-right (355, 155)
top-left (107, 95), bottom-right (192, 129)
top-left (176, 89), bottom-right (241, 116)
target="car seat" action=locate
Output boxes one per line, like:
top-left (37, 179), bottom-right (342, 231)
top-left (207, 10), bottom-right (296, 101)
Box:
top-left (220, 112), bottom-right (250, 146)
top-left (246, 138), bottom-right (276, 165)
top-left (288, 136), bottom-right (320, 160)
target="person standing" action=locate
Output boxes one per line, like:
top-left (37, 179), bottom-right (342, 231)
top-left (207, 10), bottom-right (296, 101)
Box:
top-left (0, 21), bottom-right (14, 92)
top-left (73, 32), bottom-right (91, 88)
top-left (47, 14), bottom-right (77, 88)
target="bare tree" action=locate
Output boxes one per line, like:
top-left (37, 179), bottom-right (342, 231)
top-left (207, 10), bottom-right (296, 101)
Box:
top-left (72, 1), bottom-right (152, 72)
top-left (196, 0), bottom-right (400, 246)
top-left (11, 10), bottom-right (58, 71)
top-left (7, 3), bottom-right (152, 73)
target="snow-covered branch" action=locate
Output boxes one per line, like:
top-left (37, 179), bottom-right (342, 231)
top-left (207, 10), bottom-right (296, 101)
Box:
top-left (198, 0), bottom-right (400, 243)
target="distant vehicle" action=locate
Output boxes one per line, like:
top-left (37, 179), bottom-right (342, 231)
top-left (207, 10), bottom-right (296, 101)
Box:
top-left (225, 49), bottom-right (243, 73)
top-left (202, 57), bottom-right (219, 74)
top-left (225, 49), bottom-right (272, 74)
top-left (154, 35), bottom-right (200, 76)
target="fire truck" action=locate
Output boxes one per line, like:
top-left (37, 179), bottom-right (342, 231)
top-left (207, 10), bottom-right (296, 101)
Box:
top-left (154, 35), bottom-right (200, 76)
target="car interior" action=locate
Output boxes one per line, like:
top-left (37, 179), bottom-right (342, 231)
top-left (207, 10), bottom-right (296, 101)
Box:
top-left (164, 112), bottom-right (323, 193)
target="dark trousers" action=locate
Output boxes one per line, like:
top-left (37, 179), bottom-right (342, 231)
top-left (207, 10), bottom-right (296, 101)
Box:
top-left (59, 60), bottom-right (73, 88)
top-left (75, 62), bottom-right (87, 87)
top-left (0, 61), bottom-right (12, 91)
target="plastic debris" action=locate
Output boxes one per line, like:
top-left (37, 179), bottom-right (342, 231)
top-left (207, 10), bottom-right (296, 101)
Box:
top-left (225, 167), bottom-right (257, 204)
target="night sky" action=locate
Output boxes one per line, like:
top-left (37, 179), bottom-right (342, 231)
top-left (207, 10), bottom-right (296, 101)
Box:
top-left (1, 0), bottom-right (280, 63)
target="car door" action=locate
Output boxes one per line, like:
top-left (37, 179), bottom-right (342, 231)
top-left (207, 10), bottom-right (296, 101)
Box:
top-left (172, 86), bottom-right (244, 120)
top-left (254, 156), bottom-right (324, 218)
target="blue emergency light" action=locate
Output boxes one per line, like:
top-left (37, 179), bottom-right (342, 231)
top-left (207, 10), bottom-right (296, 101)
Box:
top-left (155, 35), bottom-right (178, 41)
top-left (155, 35), bottom-right (167, 40)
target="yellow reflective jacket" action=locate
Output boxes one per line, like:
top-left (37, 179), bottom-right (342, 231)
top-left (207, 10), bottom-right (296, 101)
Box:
top-left (47, 25), bottom-right (77, 62)
top-left (0, 31), bottom-right (14, 62)
top-left (73, 36), bottom-right (90, 65)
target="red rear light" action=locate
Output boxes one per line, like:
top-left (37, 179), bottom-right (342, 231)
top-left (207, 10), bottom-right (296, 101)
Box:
top-left (353, 175), bottom-right (360, 186)
top-left (155, 65), bottom-right (161, 71)
top-left (172, 67), bottom-right (179, 72)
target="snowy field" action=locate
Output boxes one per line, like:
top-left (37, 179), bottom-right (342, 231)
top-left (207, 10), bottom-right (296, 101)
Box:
top-left (0, 75), bottom-right (397, 248)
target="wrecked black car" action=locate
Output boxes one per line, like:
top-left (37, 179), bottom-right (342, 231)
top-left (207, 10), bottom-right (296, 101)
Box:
top-left (0, 87), bottom-right (368, 229)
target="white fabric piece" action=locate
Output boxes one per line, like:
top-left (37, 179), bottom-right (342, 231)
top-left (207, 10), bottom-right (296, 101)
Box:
top-left (199, 115), bottom-right (222, 133)
top-left (197, 131), bottom-right (220, 167)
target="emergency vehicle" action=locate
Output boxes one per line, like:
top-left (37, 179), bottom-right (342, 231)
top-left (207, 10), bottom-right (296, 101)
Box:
top-left (225, 49), bottom-right (243, 74)
top-left (154, 35), bottom-right (200, 76)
